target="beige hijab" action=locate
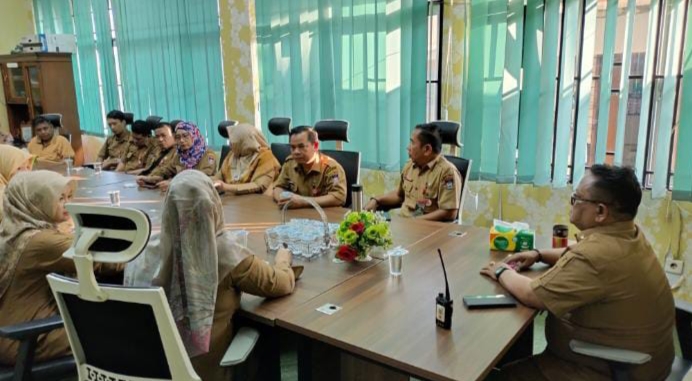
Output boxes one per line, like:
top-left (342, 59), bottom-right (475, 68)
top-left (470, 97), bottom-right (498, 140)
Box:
top-left (0, 170), bottom-right (74, 299)
top-left (0, 146), bottom-right (35, 221)
top-left (124, 170), bottom-right (248, 357)
top-left (228, 123), bottom-right (270, 177)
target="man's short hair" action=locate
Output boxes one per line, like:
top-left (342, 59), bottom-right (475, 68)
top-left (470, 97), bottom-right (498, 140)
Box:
top-left (289, 125), bottom-right (318, 143)
top-left (106, 110), bottom-right (126, 121)
top-left (414, 123), bottom-right (442, 154)
top-left (588, 164), bottom-right (642, 220)
top-left (131, 120), bottom-right (151, 136)
top-left (32, 116), bottom-right (52, 129)
top-left (156, 122), bottom-right (174, 134)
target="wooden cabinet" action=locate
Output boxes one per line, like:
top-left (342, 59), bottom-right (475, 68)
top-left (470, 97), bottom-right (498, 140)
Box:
top-left (0, 53), bottom-right (83, 164)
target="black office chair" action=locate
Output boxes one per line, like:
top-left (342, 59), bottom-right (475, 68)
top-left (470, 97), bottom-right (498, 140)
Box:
top-left (169, 119), bottom-right (183, 129)
top-left (313, 119), bottom-right (359, 207)
top-left (570, 300), bottom-right (692, 381)
top-left (0, 317), bottom-right (76, 381)
top-left (314, 119), bottom-right (349, 151)
top-left (432, 120), bottom-right (472, 224)
top-left (218, 120), bottom-right (239, 165)
top-left (123, 112), bottom-right (134, 125)
top-left (268, 117), bottom-right (292, 164)
top-left (46, 205), bottom-right (260, 381)
top-left (144, 116), bottom-right (163, 133)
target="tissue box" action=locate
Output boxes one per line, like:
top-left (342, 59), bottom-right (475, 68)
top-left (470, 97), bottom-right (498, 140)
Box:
top-left (489, 220), bottom-right (535, 252)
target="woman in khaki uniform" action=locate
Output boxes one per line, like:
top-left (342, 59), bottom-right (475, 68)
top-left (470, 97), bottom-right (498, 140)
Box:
top-left (0, 146), bottom-right (35, 221)
top-left (0, 170), bottom-right (120, 365)
top-left (125, 170), bottom-right (296, 381)
top-left (136, 121), bottom-right (217, 192)
top-left (213, 123), bottom-right (280, 195)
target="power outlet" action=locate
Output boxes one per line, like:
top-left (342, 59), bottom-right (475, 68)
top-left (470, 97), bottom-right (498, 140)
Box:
top-left (665, 259), bottom-right (684, 275)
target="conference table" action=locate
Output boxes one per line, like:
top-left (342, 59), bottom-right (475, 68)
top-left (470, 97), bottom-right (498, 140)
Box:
top-left (63, 167), bottom-right (539, 381)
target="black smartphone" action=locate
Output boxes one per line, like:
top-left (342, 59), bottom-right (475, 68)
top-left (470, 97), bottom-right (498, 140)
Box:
top-left (462, 294), bottom-right (517, 309)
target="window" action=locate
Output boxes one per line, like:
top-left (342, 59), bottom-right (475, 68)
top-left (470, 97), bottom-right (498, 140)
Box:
top-left (426, 0), bottom-right (443, 121)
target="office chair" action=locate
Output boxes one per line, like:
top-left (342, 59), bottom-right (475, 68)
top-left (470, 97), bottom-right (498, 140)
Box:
top-left (569, 300), bottom-right (692, 381)
top-left (432, 120), bottom-right (472, 225)
top-left (46, 204), bottom-right (260, 381)
top-left (0, 317), bottom-right (76, 381)
top-left (218, 120), bottom-right (239, 165)
top-left (268, 117), bottom-right (292, 164)
top-left (314, 119), bottom-right (360, 207)
top-left (145, 116), bottom-right (163, 133)
top-left (123, 112), bottom-right (134, 125)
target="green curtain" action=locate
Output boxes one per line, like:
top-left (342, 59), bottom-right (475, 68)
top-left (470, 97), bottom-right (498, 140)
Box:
top-left (33, 0), bottom-right (118, 136)
top-left (255, 0), bottom-right (428, 171)
top-left (112, 0), bottom-right (226, 148)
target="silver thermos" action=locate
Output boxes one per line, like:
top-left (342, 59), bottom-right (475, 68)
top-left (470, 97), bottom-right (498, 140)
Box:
top-left (352, 184), bottom-right (363, 212)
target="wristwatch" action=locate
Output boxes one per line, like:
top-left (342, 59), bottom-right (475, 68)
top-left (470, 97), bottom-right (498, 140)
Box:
top-left (494, 265), bottom-right (511, 281)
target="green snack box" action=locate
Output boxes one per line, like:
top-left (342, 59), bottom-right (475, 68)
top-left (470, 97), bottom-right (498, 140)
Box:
top-left (514, 229), bottom-right (535, 252)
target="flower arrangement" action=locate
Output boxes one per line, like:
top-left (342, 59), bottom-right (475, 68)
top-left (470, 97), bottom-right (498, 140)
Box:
top-left (335, 211), bottom-right (393, 262)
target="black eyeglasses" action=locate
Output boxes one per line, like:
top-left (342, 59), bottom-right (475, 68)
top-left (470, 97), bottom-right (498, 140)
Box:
top-left (570, 193), bottom-right (610, 206)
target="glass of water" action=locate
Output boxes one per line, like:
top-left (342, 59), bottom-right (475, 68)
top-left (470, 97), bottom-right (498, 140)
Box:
top-left (108, 190), bottom-right (121, 206)
top-left (388, 246), bottom-right (409, 277)
top-left (64, 158), bottom-right (73, 175)
top-left (93, 162), bottom-right (102, 175)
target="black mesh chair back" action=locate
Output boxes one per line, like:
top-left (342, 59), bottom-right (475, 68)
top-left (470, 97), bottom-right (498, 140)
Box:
top-left (123, 113), bottom-right (134, 125)
top-left (321, 149), bottom-right (360, 207)
top-left (431, 120), bottom-right (461, 148)
top-left (218, 120), bottom-right (239, 139)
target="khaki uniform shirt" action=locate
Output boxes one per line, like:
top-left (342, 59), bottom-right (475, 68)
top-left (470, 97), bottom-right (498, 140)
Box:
top-left (141, 147), bottom-right (176, 176)
top-left (529, 221), bottom-right (674, 381)
top-left (398, 155), bottom-right (462, 218)
top-left (97, 131), bottom-right (132, 162)
top-left (121, 138), bottom-right (160, 172)
top-left (0, 231), bottom-right (121, 365)
top-left (151, 149), bottom-right (217, 179)
top-left (215, 148), bottom-right (280, 195)
top-left (27, 135), bottom-right (74, 162)
top-left (273, 153), bottom-right (347, 205)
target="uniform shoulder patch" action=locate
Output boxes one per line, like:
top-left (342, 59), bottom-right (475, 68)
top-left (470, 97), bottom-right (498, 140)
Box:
top-left (442, 174), bottom-right (455, 190)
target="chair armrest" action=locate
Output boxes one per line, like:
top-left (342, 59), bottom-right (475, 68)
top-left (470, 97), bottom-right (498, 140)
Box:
top-left (0, 316), bottom-right (64, 340)
top-left (569, 340), bottom-right (651, 365)
top-left (220, 327), bottom-right (260, 367)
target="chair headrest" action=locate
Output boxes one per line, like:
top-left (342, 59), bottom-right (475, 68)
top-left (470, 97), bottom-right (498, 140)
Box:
top-left (123, 112), bottom-right (134, 125)
top-left (217, 120), bottom-right (239, 138)
top-left (268, 117), bottom-right (291, 136)
top-left (314, 120), bottom-right (349, 143)
top-left (40, 113), bottom-right (63, 128)
top-left (64, 204), bottom-right (151, 264)
top-left (169, 120), bottom-right (183, 130)
top-left (146, 115), bottom-right (163, 126)
top-left (431, 120), bottom-right (461, 147)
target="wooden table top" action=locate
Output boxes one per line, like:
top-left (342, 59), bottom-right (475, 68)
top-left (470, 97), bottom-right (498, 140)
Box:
top-left (276, 225), bottom-right (543, 381)
top-left (68, 169), bottom-right (448, 325)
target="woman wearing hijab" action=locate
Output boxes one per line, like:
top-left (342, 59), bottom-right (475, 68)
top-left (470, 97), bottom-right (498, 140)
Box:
top-left (0, 171), bottom-right (121, 365)
top-left (0, 145), bottom-right (35, 221)
top-left (125, 170), bottom-right (296, 380)
top-left (213, 123), bottom-right (280, 195)
top-left (136, 121), bottom-right (217, 192)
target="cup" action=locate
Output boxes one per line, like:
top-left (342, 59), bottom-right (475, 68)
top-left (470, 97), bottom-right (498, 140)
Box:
top-left (387, 247), bottom-right (408, 276)
top-left (93, 162), bottom-right (102, 175)
top-left (108, 190), bottom-right (121, 207)
top-left (64, 158), bottom-right (73, 175)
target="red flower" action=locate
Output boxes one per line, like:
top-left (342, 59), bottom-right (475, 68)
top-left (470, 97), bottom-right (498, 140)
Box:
top-left (336, 245), bottom-right (359, 262)
top-left (350, 222), bottom-right (365, 235)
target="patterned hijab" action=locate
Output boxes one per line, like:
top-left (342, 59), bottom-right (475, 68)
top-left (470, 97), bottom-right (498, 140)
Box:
top-left (176, 122), bottom-right (207, 169)
top-left (124, 170), bottom-right (248, 357)
top-left (0, 170), bottom-right (74, 299)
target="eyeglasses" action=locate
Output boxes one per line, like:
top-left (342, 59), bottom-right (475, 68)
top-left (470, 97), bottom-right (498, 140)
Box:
top-left (174, 132), bottom-right (191, 141)
top-left (570, 193), bottom-right (610, 206)
top-left (290, 143), bottom-right (311, 151)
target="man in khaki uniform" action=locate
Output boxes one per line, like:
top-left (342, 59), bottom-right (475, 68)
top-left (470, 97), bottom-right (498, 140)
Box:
top-left (116, 120), bottom-right (159, 173)
top-left (27, 116), bottom-right (74, 163)
top-left (137, 121), bottom-right (177, 177)
top-left (365, 123), bottom-right (462, 222)
top-left (481, 164), bottom-right (674, 381)
top-left (136, 121), bottom-right (216, 192)
top-left (273, 126), bottom-right (347, 209)
top-left (97, 110), bottom-right (131, 170)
